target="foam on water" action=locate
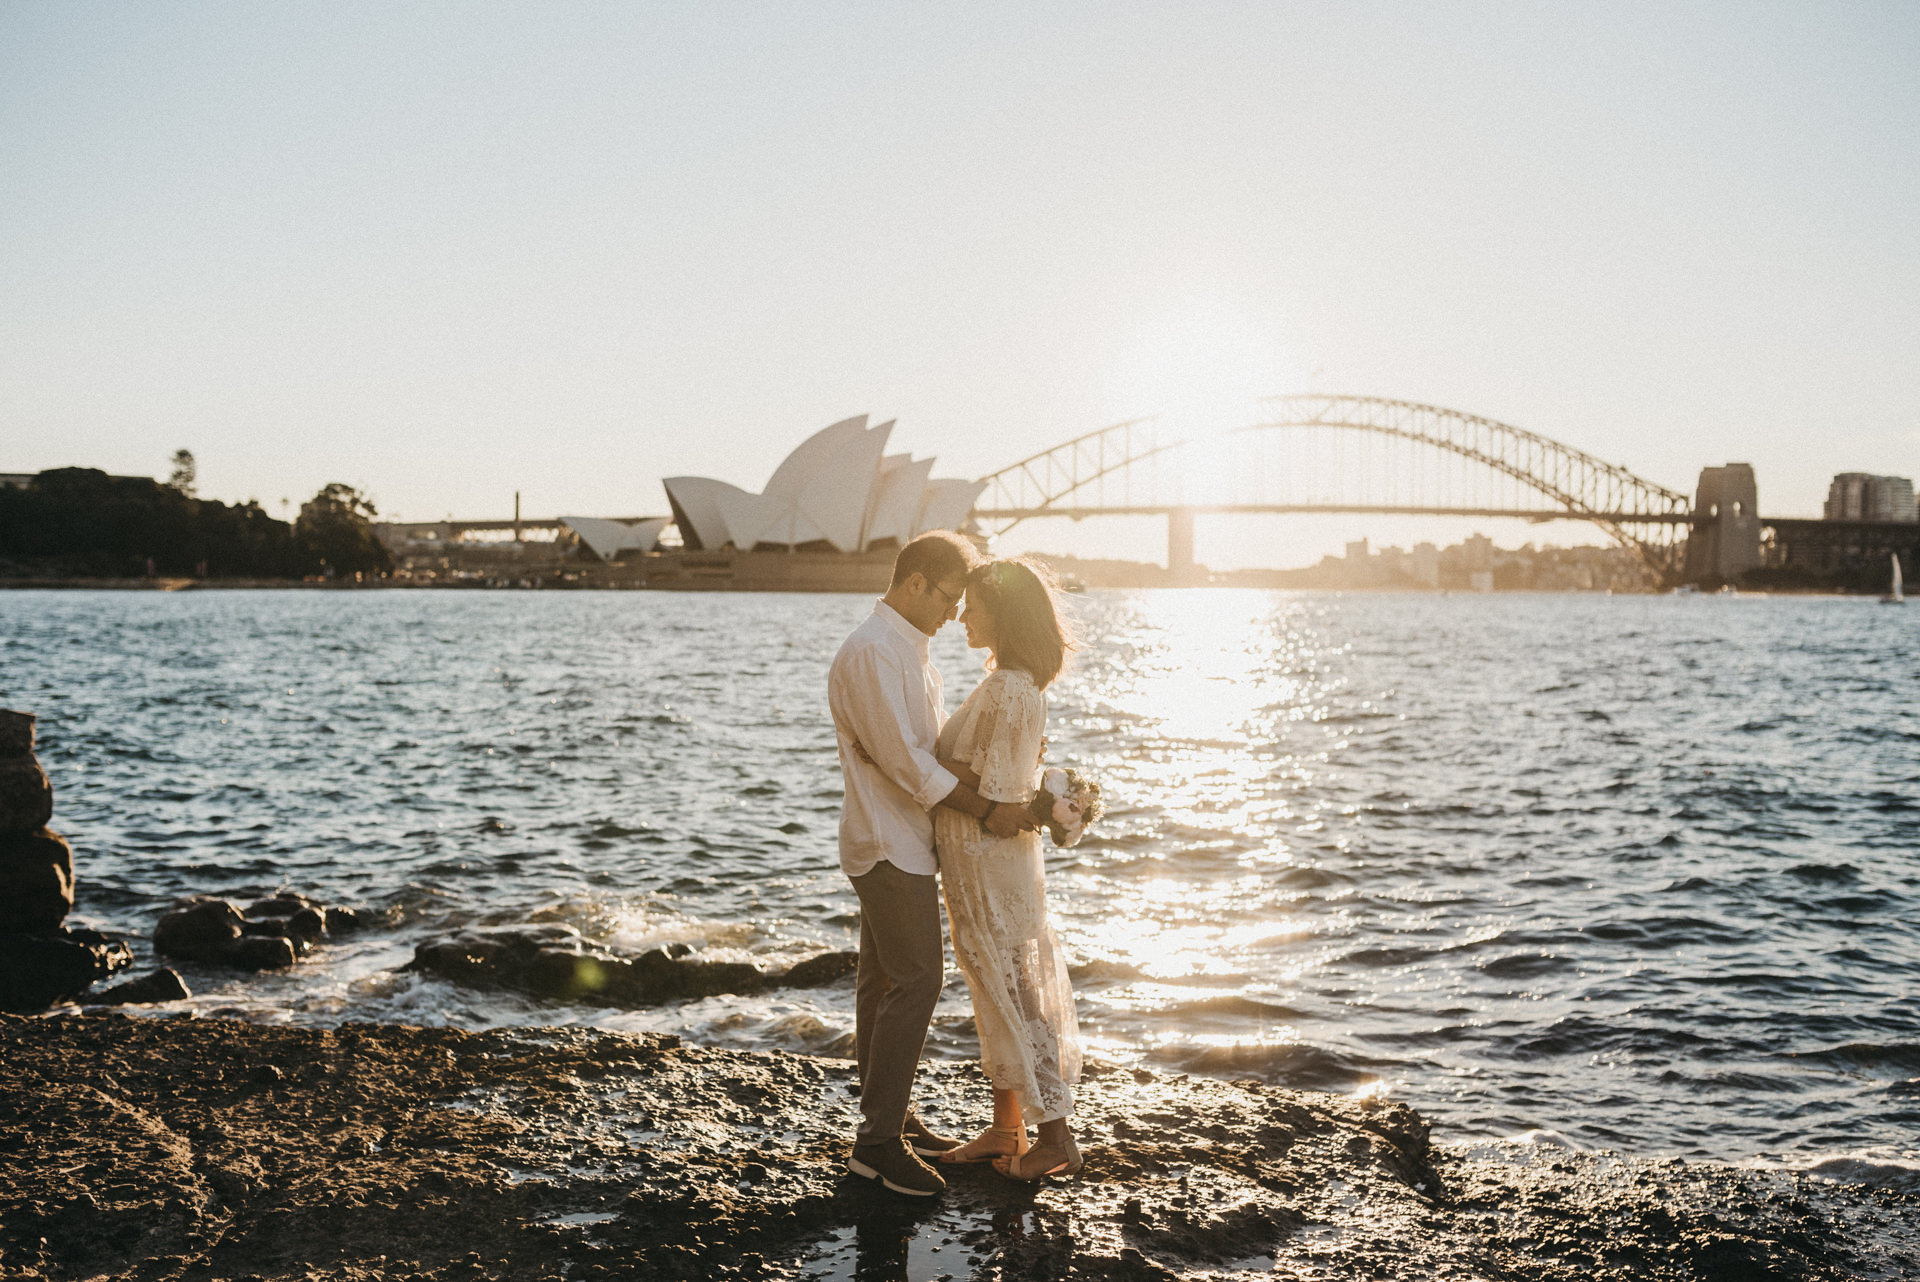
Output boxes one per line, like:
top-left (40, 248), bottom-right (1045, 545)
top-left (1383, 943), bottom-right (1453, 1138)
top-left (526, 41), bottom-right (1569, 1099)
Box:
top-left (5, 587), bottom-right (1918, 1165)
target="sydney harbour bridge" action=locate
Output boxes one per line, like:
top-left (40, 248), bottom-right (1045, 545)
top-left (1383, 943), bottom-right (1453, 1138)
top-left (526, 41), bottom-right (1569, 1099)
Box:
top-left (972, 394), bottom-right (1698, 584)
top-left (969, 393), bottom-right (1906, 589)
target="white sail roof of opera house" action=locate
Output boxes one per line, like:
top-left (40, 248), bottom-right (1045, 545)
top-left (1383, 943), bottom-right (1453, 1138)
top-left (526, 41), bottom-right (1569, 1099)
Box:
top-left (559, 516), bottom-right (670, 560)
top-left (663, 416), bottom-right (987, 553)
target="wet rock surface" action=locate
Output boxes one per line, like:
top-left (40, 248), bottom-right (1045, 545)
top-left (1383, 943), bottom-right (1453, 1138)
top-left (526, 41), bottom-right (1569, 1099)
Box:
top-left (0, 709), bottom-right (139, 1011)
top-left (0, 827), bottom-right (76, 933)
top-left (1, 1013), bottom-right (1913, 1281)
top-left (403, 926), bottom-right (858, 1009)
top-left (0, 754), bottom-right (55, 832)
top-left (85, 968), bottom-right (192, 1007)
top-left (153, 891), bottom-right (362, 972)
top-left (0, 929), bottom-right (132, 1013)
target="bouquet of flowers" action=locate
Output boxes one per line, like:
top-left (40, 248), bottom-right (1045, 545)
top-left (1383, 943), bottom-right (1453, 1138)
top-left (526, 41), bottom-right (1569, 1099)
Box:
top-left (1029, 766), bottom-right (1104, 848)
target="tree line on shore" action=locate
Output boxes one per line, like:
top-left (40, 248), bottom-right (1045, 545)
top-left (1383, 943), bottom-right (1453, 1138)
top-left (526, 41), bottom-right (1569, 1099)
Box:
top-left (0, 464), bottom-right (391, 580)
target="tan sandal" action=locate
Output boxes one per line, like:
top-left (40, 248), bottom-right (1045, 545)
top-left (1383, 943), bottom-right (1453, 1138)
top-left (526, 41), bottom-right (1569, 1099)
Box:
top-left (992, 1137), bottom-right (1082, 1181)
top-left (939, 1126), bottom-right (1026, 1165)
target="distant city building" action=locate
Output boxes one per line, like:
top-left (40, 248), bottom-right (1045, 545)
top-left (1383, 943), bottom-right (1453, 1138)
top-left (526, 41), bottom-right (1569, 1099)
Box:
top-left (1824, 473), bottom-right (1917, 523)
top-left (1461, 533), bottom-right (1494, 570)
top-left (0, 473), bottom-right (33, 490)
top-left (1410, 542), bottom-right (1440, 587)
top-left (663, 416), bottom-right (986, 553)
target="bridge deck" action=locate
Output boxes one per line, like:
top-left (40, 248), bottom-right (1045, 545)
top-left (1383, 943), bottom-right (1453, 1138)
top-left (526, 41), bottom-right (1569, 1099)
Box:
top-left (971, 504), bottom-right (1705, 524)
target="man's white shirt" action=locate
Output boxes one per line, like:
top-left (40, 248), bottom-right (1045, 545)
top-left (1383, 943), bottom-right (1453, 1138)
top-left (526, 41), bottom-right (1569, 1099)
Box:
top-left (827, 601), bottom-right (959, 878)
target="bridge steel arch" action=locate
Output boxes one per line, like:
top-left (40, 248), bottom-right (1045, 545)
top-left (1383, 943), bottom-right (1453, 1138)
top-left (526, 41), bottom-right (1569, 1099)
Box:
top-left (973, 394), bottom-right (1694, 583)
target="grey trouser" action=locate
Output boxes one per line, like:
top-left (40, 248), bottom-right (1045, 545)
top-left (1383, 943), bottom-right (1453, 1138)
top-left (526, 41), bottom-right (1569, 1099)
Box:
top-left (850, 859), bottom-right (943, 1145)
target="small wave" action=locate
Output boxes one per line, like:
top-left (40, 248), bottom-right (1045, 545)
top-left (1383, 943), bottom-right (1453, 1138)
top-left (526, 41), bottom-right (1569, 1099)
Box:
top-left (1068, 958), bottom-right (1150, 984)
top-left (1582, 916), bottom-right (1751, 948)
top-left (1478, 953), bottom-right (1571, 979)
top-left (1167, 1040), bottom-right (1381, 1091)
top-left (1148, 995), bottom-right (1310, 1022)
top-left (1453, 1129), bottom-right (1589, 1163)
top-left (1774, 1154), bottom-right (1920, 1193)
top-left (1784, 862), bottom-right (1860, 883)
top-left (1785, 1042), bottom-right (1920, 1074)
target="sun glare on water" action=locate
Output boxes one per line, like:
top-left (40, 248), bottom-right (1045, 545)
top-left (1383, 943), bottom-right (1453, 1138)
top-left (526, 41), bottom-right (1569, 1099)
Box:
top-left (1059, 591), bottom-right (1346, 1055)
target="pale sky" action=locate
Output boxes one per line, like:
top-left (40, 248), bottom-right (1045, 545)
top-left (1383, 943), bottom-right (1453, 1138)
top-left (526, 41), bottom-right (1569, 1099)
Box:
top-left (3, 2), bottom-right (1916, 569)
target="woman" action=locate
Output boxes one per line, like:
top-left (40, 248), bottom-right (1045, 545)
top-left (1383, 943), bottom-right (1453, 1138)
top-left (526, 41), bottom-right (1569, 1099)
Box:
top-left (930, 557), bottom-right (1084, 1180)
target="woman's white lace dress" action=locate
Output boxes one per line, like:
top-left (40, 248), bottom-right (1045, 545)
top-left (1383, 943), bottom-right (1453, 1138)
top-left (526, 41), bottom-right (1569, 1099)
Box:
top-left (933, 667), bottom-right (1082, 1122)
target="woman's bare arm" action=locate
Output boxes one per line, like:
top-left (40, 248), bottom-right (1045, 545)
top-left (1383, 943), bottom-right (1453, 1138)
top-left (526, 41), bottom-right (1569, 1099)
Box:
top-left (936, 755), bottom-right (982, 792)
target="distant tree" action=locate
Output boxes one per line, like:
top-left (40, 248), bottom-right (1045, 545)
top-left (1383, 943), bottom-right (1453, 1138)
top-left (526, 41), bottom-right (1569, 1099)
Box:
top-left (166, 449), bottom-right (197, 498)
top-left (294, 483), bottom-right (392, 577)
top-left (0, 468), bottom-right (304, 578)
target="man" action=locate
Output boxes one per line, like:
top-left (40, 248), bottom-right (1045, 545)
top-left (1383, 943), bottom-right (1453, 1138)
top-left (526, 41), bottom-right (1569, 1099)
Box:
top-left (827, 530), bottom-right (1034, 1197)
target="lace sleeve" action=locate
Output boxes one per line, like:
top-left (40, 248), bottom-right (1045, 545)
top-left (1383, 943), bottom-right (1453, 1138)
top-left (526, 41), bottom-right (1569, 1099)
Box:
top-left (969, 672), bottom-right (1045, 803)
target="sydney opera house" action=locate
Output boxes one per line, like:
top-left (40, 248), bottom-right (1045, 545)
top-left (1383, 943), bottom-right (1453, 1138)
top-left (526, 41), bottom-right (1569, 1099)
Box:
top-left (661, 415), bottom-right (985, 555)
top-left (379, 416), bottom-right (985, 588)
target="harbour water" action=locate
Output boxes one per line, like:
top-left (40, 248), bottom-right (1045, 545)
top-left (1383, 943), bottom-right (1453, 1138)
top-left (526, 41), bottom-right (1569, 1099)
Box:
top-left (3, 588), bottom-right (1916, 1175)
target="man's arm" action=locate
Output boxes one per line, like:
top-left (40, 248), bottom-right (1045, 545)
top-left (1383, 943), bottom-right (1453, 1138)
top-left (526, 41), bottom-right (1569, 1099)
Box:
top-left (936, 777), bottom-right (1034, 839)
top-left (832, 646), bottom-right (960, 811)
top-left (845, 742), bottom-right (1028, 836)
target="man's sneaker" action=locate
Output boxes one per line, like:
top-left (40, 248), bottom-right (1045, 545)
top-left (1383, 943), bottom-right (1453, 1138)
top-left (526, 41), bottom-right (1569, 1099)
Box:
top-left (848, 1138), bottom-right (947, 1197)
top-left (904, 1113), bottom-right (962, 1159)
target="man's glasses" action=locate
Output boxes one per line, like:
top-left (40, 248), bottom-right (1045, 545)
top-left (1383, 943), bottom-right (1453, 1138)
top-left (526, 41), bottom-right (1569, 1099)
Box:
top-left (928, 580), bottom-right (965, 607)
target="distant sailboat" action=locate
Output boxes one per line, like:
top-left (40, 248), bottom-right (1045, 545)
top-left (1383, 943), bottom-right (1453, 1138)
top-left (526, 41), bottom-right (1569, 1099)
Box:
top-left (1882, 552), bottom-right (1905, 605)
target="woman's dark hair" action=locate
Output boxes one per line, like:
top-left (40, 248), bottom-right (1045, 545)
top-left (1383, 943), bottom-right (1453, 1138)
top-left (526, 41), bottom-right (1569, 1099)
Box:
top-left (891, 530), bottom-right (979, 589)
top-left (967, 557), bottom-right (1075, 689)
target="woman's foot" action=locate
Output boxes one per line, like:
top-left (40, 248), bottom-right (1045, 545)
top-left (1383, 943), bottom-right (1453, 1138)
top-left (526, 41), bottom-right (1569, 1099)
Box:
top-left (938, 1126), bottom-right (1027, 1165)
top-left (991, 1136), bottom-right (1082, 1181)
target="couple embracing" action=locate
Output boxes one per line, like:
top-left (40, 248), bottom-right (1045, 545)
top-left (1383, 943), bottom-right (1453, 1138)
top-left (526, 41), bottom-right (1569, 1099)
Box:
top-left (826, 531), bottom-right (1083, 1197)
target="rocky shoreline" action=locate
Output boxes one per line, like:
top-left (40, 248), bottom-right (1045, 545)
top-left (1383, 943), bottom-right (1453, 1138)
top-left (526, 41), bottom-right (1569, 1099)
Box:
top-left (2, 1013), bottom-right (1914, 1281)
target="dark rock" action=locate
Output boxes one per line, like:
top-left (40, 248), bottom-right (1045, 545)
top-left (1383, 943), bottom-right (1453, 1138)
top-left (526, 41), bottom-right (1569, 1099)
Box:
top-left (0, 757), bottom-right (54, 835)
top-left (402, 928), bottom-right (858, 1010)
top-left (86, 967), bottom-right (192, 1006)
top-left (154, 898), bottom-right (244, 961)
top-left (778, 950), bottom-right (859, 988)
top-left (238, 917), bottom-right (314, 955)
top-left (286, 907), bottom-right (327, 943)
top-left (246, 892), bottom-right (362, 940)
top-left (0, 928), bottom-right (133, 1012)
top-left (0, 709), bottom-right (34, 758)
top-left (323, 905), bottom-right (365, 933)
top-left (226, 935), bottom-right (298, 971)
top-left (246, 893), bottom-right (320, 917)
top-left (0, 827), bottom-right (75, 933)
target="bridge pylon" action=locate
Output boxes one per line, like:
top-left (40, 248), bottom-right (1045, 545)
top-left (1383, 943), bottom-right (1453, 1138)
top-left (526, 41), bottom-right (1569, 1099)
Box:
top-left (1168, 508), bottom-right (1198, 584)
top-left (1682, 464), bottom-right (1762, 586)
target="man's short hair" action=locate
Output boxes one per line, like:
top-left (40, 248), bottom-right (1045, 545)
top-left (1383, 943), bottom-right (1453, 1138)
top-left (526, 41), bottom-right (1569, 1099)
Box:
top-left (890, 530), bottom-right (980, 589)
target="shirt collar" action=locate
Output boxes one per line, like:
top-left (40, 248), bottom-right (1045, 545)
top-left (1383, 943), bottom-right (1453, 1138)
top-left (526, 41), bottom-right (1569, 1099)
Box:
top-left (874, 600), bottom-right (932, 654)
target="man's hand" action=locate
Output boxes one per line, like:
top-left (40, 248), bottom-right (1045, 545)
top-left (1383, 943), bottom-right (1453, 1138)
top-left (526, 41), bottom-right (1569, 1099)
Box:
top-left (985, 800), bottom-right (1037, 839)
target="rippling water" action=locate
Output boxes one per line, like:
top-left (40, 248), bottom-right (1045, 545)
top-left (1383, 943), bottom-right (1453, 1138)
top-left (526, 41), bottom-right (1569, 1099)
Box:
top-left (4, 587), bottom-right (1917, 1168)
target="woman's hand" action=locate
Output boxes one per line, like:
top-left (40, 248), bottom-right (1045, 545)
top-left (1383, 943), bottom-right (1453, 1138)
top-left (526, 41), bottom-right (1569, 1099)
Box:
top-left (984, 798), bottom-right (1038, 839)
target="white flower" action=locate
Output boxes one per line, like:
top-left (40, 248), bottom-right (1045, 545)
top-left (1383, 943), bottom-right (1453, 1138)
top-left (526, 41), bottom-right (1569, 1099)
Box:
top-left (1040, 767), bottom-right (1070, 797)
